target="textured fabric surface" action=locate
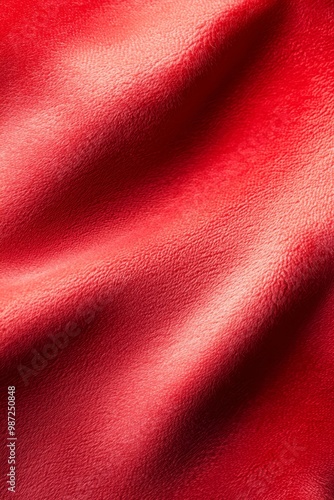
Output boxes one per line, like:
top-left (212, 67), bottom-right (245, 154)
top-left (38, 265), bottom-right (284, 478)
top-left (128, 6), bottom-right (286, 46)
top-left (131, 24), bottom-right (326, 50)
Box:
top-left (1, 0), bottom-right (334, 498)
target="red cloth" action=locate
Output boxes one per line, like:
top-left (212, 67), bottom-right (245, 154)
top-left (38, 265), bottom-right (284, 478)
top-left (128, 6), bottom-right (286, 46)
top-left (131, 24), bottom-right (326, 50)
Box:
top-left (1, 0), bottom-right (334, 498)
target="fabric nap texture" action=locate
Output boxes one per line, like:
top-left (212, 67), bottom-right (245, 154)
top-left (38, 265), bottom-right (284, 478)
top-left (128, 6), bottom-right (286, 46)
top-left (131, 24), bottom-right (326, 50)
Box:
top-left (0, 0), bottom-right (334, 498)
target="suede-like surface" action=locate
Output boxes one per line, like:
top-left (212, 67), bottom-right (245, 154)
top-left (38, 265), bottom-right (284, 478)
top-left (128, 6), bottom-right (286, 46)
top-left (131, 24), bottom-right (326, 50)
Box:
top-left (1, 1), bottom-right (334, 498)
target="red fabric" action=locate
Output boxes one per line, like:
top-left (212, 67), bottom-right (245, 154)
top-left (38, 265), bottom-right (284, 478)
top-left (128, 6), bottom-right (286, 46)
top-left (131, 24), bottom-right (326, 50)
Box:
top-left (1, 0), bottom-right (334, 498)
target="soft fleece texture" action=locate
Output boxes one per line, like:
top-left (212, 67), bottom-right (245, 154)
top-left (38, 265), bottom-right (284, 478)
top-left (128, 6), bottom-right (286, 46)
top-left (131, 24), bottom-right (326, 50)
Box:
top-left (1, 0), bottom-right (334, 498)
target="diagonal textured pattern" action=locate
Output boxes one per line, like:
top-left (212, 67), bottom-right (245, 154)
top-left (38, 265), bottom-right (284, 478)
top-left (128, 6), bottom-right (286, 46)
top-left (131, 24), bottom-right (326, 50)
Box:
top-left (0, 0), bottom-right (334, 498)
